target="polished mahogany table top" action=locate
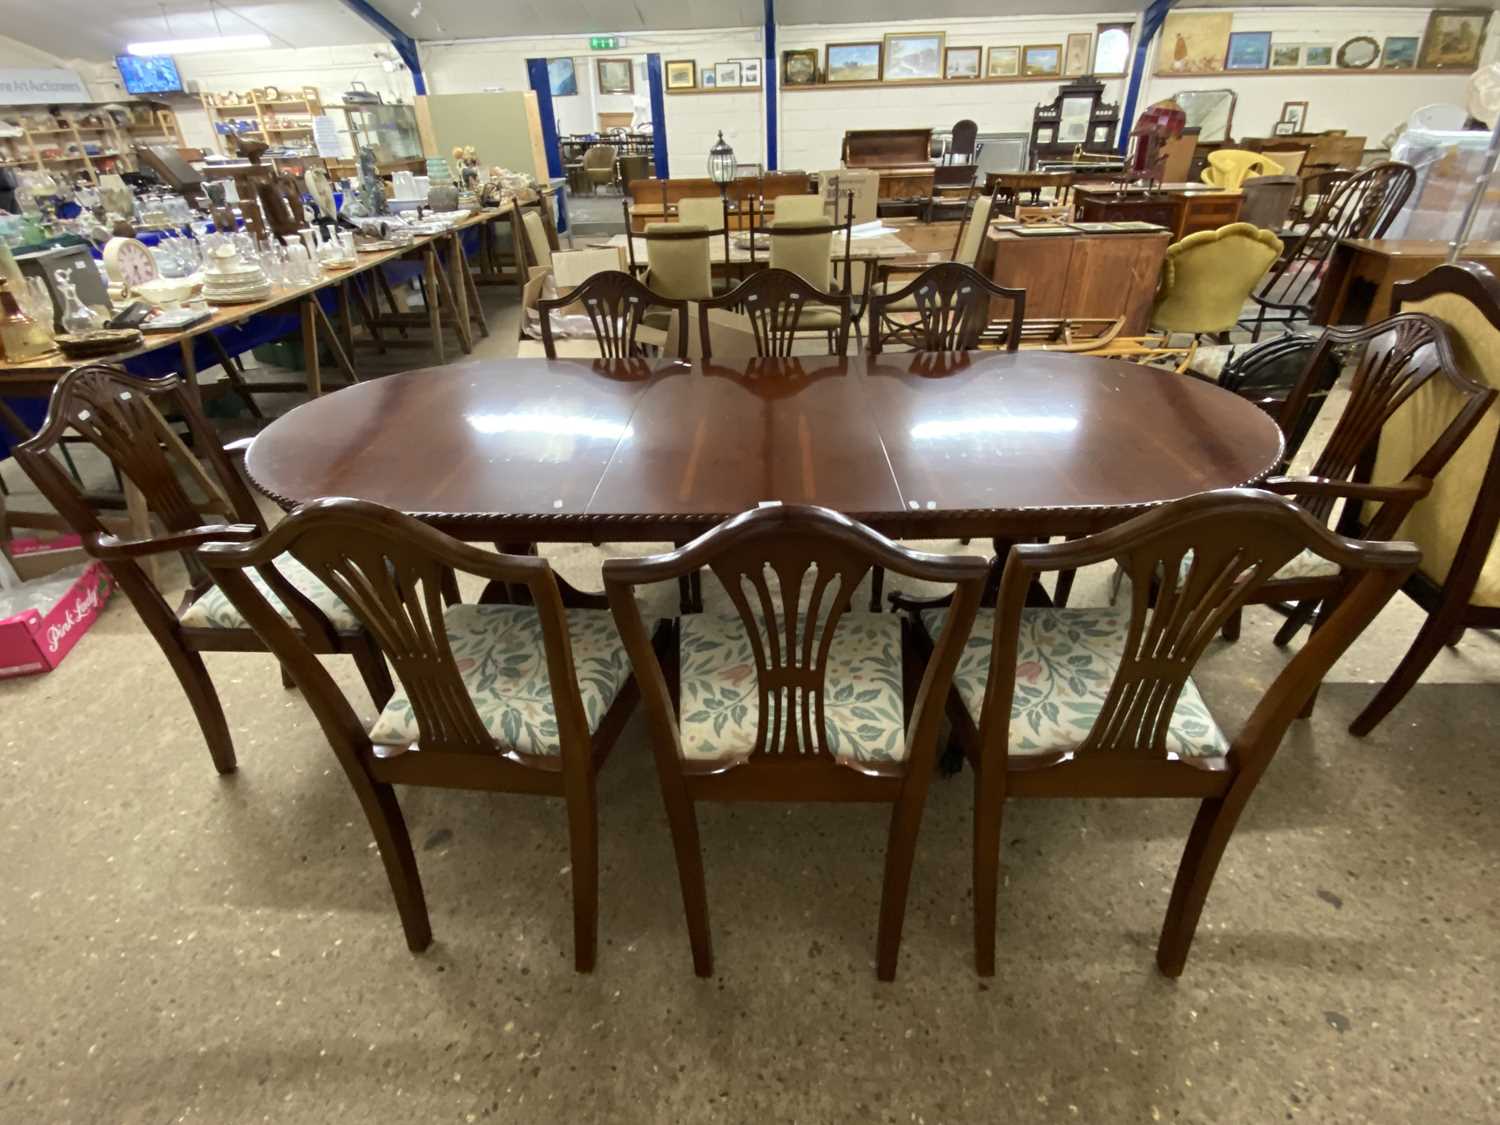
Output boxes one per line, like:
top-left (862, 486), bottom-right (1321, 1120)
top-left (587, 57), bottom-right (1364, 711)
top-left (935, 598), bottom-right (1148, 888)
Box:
top-left (245, 352), bottom-right (1284, 540)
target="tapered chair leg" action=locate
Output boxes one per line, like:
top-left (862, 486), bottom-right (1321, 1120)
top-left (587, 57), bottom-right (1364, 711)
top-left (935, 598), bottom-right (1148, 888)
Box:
top-left (1156, 794), bottom-right (1246, 977)
top-left (656, 771), bottom-right (712, 976)
top-left (1349, 609), bottom-right (1460, 737)
top-left (280, 663), bottom-right (297, 690)
top-left (355, 777), bottom-right (432, 952)
top-left (868, 565), bottom-right (885, 613)
top-left (164, 642), bottom-right (237, 774)
top-left (1273, 599), bottom-right (1318, 647)
top-left (1221, 607), bottom-right (1242, 642)
top-left (875, 791), bottom-right (929, 981)
top-left (972, 761), bottom-right (1004, 977)
top-left (565, 784), bottom-right (599, 973)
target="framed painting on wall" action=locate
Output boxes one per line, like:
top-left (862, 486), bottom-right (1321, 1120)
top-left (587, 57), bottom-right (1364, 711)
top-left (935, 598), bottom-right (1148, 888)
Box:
top-left (1270, 44), bottom-right (1301, 69)
top-left (664, 60), bottom-right (697, 90)
top-left (596, 57), bottom-right (634, 94)
top-left (1064, 33), bottom-right (1092, 77)
top-left (1155, 11), bottom-right (1233, 75)
top-left (1304, 45), bottom-right (1334, 67)
top-left (1225, 31), bottom-right (1272, 70)
top-left (826, 42), bottom-right (882, 83)
top-left (945, 46), bottom-right (981, 80)
top-left (714, 62), bottom-right (742, 87)
top-left (883, 32), bottom-right (945, 81)
top-left (783, 48), bottom-right (819, 86)
top-left (547, 58), bottom-right (577, 96)
top-left (1093, 23), bottom-right (1132, 76)
top-left (732, 58), bottom-right (762, 87)
top-left (1382, 37), bottom-right (1419, 68)
top-left (986, 46), bottom-right (1020, 78)
top-left (701, 70), bottom-right (716, 88)
top-left (1022, 44), bottom-right (1062, 77)
top-left (1419, 9), bottom-right (1491, 69)
top-left (1279, 100), bottom-right (1308, 131)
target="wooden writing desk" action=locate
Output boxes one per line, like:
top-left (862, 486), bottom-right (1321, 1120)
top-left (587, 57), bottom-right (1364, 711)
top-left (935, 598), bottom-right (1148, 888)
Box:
top-left (1073, 185), bottom-right (1242, 240)
top-left (1314, 239), bottom-right (1500, 325)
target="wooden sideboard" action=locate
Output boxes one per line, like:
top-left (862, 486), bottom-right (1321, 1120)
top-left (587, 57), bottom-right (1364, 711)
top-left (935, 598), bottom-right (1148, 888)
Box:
top-left (1314, 238), bottom-right (1500, 325)
top-left (1073, 185), bottom-right (1243, 240)
top-left (988, 226), bottom-right (1171, 333)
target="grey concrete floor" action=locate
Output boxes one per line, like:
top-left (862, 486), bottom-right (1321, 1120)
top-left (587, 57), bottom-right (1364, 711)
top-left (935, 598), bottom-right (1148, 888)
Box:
top-left (1, 287), bottom-right (1497, 1123)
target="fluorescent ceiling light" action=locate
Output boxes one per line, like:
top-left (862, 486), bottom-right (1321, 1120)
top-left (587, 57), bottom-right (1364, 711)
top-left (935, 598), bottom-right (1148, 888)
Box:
top-left (127, 34), bottom-right (271, 55)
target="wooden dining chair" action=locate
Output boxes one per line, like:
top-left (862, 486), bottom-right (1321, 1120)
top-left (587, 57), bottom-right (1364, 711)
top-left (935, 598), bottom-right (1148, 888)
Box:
top-left (196, 498), bottom-right (639, 969)
top-left (916, 488), bottom-right (1418, 977)
top-left (1221, 313), bottom-right (1493, 647)
top-left (602, 504), bottom-right (989, 981)
top-left (537, 269), bottom-right (689, 360)
top-left (868, 261), bottom-right (1025, 355)
top-left (696, 267), bottom-right (852, 359)
top-left (14, 364), bottom-right (392, 776)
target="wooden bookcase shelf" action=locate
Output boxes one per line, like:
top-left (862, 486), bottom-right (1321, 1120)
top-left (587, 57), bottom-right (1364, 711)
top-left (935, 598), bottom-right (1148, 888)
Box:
top-left (0, 103), bottom-right (182, 184)
top-left (200, 88), bottom-right (325, 157)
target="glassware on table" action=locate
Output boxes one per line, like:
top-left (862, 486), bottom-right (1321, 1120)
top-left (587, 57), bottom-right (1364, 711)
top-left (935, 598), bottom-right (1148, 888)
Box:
top-left (53, 268), bottom-right (102, 335)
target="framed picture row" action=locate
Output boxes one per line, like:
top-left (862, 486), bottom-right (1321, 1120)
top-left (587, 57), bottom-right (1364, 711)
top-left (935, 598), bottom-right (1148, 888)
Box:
top-left (1154, 7), bottom-right (1489, 75)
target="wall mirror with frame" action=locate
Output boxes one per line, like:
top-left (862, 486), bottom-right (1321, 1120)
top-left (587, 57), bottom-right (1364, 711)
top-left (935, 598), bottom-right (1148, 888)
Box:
top-left (1174, 89), bottom-right (1237, 143)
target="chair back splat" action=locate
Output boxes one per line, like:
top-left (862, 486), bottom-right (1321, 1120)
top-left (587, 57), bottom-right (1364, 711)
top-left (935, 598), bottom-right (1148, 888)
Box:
top-left (603, 504), bottom-right (988, 980)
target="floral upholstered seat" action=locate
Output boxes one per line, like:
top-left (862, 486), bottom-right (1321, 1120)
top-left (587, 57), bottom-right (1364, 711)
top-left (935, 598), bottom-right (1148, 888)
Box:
top-left (922, 606), bottom-right (1228, 758)
top-left (678, 611), bottom-right (905, 764)
top-left (180, 554), bottom-right (360, 631)
top-left (368, 603), bottom-right (632, 755)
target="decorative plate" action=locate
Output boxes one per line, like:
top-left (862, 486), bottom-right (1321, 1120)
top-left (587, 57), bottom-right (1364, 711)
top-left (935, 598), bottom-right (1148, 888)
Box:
top-left (1336, 36), bottom-right (1380, 69)
top-left (55, 328), bottom-right (144, 358)
top-left (102, 237), bottom-right (159, 287)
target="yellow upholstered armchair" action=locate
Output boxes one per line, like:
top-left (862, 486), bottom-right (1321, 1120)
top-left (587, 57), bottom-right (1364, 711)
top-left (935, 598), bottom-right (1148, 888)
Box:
top-left (1335, 262), bottom-right (1500, 735)
top-left (582, 144), bottom-right (619, 193)
top-left (1201, 149), bottom-right (1285, 191)
top-left (1151, 222), bottom-right (1284, 339)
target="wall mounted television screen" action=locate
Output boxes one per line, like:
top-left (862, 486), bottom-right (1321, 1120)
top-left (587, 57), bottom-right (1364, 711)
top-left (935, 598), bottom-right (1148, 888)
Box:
top-left (116, 55), bottom-right (183, 95)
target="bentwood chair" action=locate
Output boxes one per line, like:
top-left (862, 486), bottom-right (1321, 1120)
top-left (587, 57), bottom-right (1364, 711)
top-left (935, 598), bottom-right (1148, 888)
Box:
top-left (14, 364), bottom-right (392, 776)
top-left (868, 261), bottom-right (1025, 355)
top-left (1224, 313), bottom-right (1493, 648)
top-left (696, 267), bottom-right (852, 358)
top-left (197, 499), bottom-right (639, 969)
top-left (537, 269), bottom-right (689, 359)
top-left (1322, 264), bottom-right (1500, 735)
top-left (917, 488), bottom-right (1418, 976)
top-left (1245, 161), bottom-right (1416, 340)
top-left (603, 504), bottom-right (988, 981)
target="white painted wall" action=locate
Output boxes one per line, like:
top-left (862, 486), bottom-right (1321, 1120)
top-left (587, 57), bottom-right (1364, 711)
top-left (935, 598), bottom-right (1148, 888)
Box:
top-left (777, 14), bottom-right (1136, 170)
top-left (420, 29), bottom-right (766, 173)
top-left (1138, 7), bottom-right (1499, 145)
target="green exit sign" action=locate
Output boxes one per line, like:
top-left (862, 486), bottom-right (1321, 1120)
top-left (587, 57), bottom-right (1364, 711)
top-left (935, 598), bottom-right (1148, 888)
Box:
top-left (589, 36), bottom-right (619, 50)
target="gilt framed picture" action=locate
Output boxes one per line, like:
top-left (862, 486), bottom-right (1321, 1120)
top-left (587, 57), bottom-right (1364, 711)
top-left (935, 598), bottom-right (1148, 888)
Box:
top-left (782, 48), bottom-right (819, 86)
top-left (1022, 44), bottom-right (1061, 78)
top-left (596, 57), bottom-right (634, 94)
top-left (883, 32), bottom-right (945, 81)
top-left (1064, 33), bottom-right (1092, 77)
top-left (664, 60), bottom-right (697, 90)
top-left (826, 42), bottom-right (882, 83)
top-left (1419, 9), bottom-right (1491, 70)
top-left (986, 46), bottom-right (1020, 78)
top-left (944, 46), bottom-right (981, 80)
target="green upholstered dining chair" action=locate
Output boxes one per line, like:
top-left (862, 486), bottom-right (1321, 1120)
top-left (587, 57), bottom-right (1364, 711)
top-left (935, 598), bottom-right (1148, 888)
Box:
top-left (755, 212), bottom-right (857, 347)
top-left (602, 503), bottom-right (989, 981)
top-left (14, 364), bottom-right (392, 777)
top-left (770, 193), bottom-right (827, 222)
top-left (637, 222), bottom-right (714, 302)
top-left (197, 498), bottom-right (640, 971)
top-left (676, 195), bottom-right (727, 231)
top-left (915, 488), bottom-right (1417, 977)
top-left (1150, 223), bottom-right (1283, 341)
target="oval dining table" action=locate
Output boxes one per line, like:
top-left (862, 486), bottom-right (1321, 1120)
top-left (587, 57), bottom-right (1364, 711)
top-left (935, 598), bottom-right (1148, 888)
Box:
top-left (244, 351), bottom-right (1286, 543)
